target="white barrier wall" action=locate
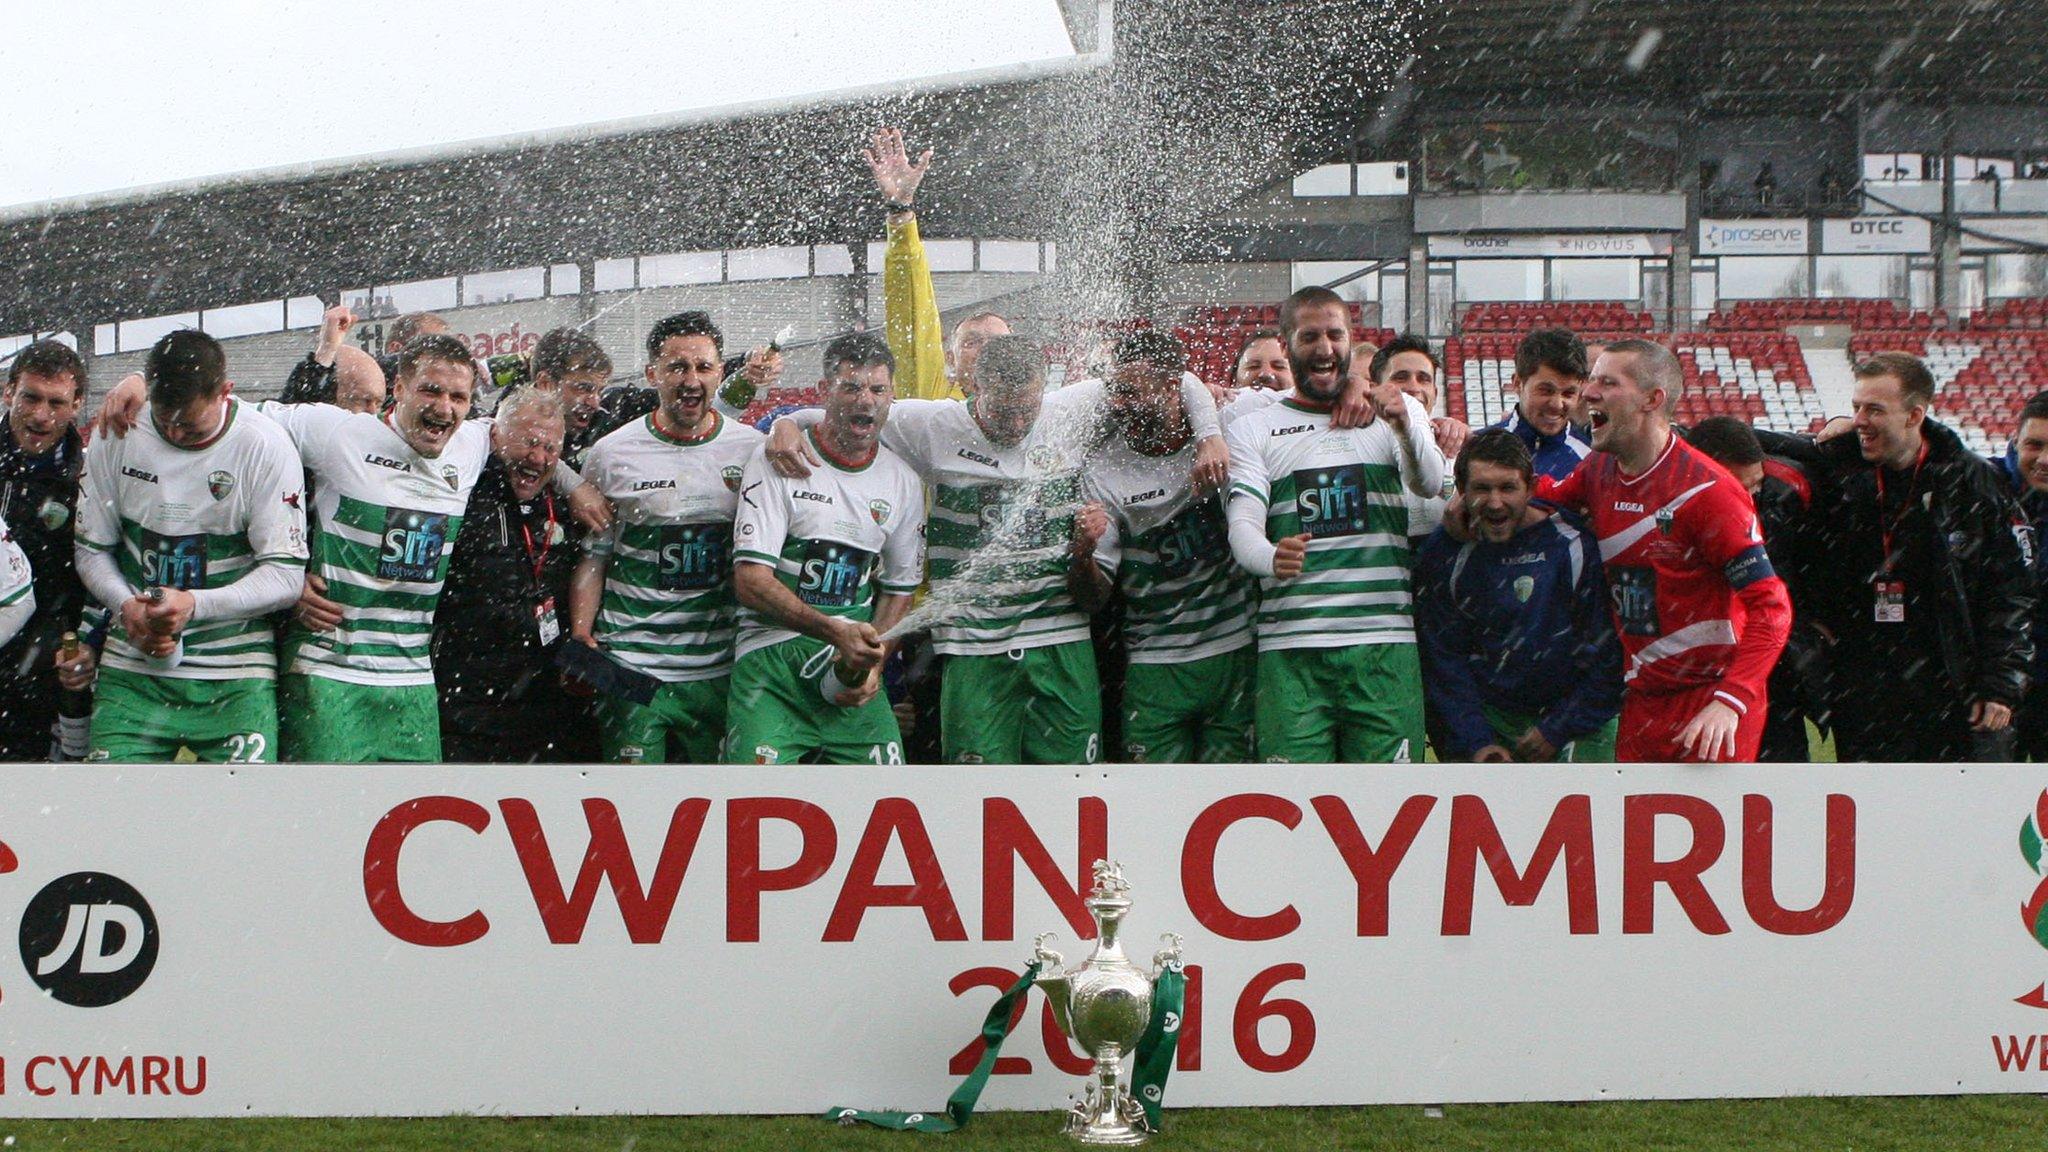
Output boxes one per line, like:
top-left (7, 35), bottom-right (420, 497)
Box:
top-left (0, 763), bottom-right (2045, 1116)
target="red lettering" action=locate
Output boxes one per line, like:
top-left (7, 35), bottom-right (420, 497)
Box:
top-left (1742, 794), bottom-right (1856, 935)
top-left (362, 796), bottom-right (491, 947)
top-left (1233, 964), bottom-right (1315, 1073)
top-left (726, 797), bottom-right (837, 942)
top-left (94, 1056), bottom-right (133, 1096)
top-left (1181, 794), bottom-right (1302, 941)
top-left (25, 1056), bottom-right (53, 1096)
top-left (174, 1056), bottom-right (206, 1096)
top-left (1312, 794), bottom-right (1437, 936)
top-left (1442, 795), bottom-right (1597, 934)
top-left (60, 1056), bottom-right (87, 1094)
top-left (499, 798), bottom-right (709, 944)
top-left (981, 797), bottom-right (1106, 941)
top-left (1992, 1034), bottom-right (2045, 1071)
top-left (1623, 794), bottom-right (1730, 934)
top-left (946, 967), bottom-right (1031, 1076)
top-left (824, 799), bottom-right (966, 942)
top-left (141, 1055), bottom-right (169, 1095)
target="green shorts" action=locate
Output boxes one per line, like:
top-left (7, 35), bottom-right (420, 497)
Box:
top-left (1255, 642), bottom-right (1425, 764)
top-left (725, 637), bottom-right (903, 765)
top-left (599, 675), bottom-right (728, 763)
top-left (941, 640), bottom-right (1101, 764)
top-left (1122, 647), bottom-right (1255, 763)
top-left (88, 667), bottom-right (277, 764)
top-left (1479, 704), bottom-right (1618, 763)
top-left (279, 674), bottom-right (440, 763)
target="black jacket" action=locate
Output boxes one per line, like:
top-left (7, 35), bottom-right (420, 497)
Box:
top-left (278, 350), bottom-right (399, 406)
top-left (1760, 418), bottom-right (2035, 707)
top-left (0, 418), bottom-right (86, 678)
top-left (429, 456), bottom-right (584, 709)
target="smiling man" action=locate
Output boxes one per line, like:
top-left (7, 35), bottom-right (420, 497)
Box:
top-left (569, 312), bottom-right (765, 764)
top-left (431, 386), bottom-right (590, 763)
top-left (0, 339), bottom-right (91, 761)
top-left (1535, 339), bottom-right (1790, 763)
top-left (1489, 327), bottom-right (1592, 482)
top-left (726, 333), bottom-right (924, 765)
top-left (1416, 430), bottom-right (1620, 762)
top-left (1224, 286), bottom-right (1445, 763)
top-left (72, 330), bottom-right (308, 763)
top-left (1760, 352), bottom-right (2032, 763)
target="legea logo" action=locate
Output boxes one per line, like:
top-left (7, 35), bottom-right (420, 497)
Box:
top-left (0, 841), bottom-right (162, 1008)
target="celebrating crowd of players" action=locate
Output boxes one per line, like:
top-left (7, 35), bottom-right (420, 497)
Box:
top-left (0, 128), bottom-right (2038, 766)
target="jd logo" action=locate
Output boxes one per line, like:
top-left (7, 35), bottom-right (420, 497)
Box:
top-left (17, 872), bottom-right (160, 1007)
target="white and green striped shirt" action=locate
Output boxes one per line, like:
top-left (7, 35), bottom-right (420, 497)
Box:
top-left (253, 401), bottom-right (488, 687)
top-left (1085, 436), bottom-right (1253, 664)
top-left (75, 396), bottom-right (310, 680)
top-left (582, 411), bottom-right (764, 682)
top-left (1223, 394), bottom-right (1443, 651)
top-left (731, 431), bottom-right (925, 659)
top-left (880, 392), bottom-right (1095, 657)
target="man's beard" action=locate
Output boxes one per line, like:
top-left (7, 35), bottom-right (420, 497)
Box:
top-left (1290, 349), bottom-right (1350, 402)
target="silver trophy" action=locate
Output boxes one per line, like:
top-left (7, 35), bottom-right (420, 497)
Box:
top-left (1033, 860), bottom-right (1184, 1146)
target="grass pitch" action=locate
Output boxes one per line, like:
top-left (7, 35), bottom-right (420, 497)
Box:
top-left (4, 1097), bottom-right (2045, 1151)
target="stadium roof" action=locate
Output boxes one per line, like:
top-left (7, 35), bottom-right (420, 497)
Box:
top-left (1410, 0), bottom-right (2048, 109)
top-left (4, 0), bottom-right (2046, 336)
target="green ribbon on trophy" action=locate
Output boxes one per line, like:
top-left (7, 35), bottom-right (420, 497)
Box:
top-left (825, 961), bottom-right (1042, 1133)
top-left (825, 961), bottom-right (1187, 1134)
top-left (1130, 961), bottom-right (1186, 1131)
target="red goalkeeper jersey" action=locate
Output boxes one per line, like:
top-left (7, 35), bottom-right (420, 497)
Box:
top-left (1536, 433), bottom-right (1791, 718)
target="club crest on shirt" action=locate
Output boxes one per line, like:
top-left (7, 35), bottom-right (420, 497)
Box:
top-left (207, 470), bottom-right (235, 501)
top-left (1656, 508), bottom-right (1675, 535)
top-left (722, 464), bottom-right (743, 492)
top-left (441, 464), bottom-right (460, 491)
top-left (1513, 575), bottom-right (1535, 603)
top-left (869, 498), bottom-right (891, 525)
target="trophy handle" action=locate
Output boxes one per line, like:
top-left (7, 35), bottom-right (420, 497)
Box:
top-left (1150, 931), bottom-right (1184, 978)
top-left (1031, 931), bottom-right (1066, 975)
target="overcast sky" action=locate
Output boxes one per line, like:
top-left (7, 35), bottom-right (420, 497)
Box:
top-left (0, 0), bottom-right (1076, 210)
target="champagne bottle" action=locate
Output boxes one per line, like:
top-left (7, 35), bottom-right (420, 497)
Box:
top-left (719, 324), bottom-right (796, 412)
top-left (50, 631), bottom-right (93, 761)
top-left (142, 587), bottom-right (184, 670)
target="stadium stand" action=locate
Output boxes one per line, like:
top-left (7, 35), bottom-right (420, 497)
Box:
top-left (1460, 301), bottom-right (1652, 335)
top-left (1441, 294), bottom-right (1825, 433)
top-left (1707, 299), bottom-right (1947, 331)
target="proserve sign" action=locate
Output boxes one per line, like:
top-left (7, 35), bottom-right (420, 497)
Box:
top-left (0, 764), bottom-right (2043, 1117)
top-left (1699, 219), bottom-right (1809, 256)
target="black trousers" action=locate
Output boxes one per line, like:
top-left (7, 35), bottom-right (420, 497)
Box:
top-left (1830, 669), bottom-right (2013, 763)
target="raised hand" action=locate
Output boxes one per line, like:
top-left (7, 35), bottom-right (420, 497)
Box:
top-left (864, 126), bottom-right (932, 209)
top-left (316, 305), bottom-right (357, 365)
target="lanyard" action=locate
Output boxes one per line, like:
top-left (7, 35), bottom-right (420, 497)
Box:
top-left (517, 493), bottom-right (558, 589)
top-left (1873, 440), bottom-right (1930, 574)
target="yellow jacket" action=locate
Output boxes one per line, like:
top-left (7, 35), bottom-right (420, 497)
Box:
top-left (883, 213), bottom-right (963, 401)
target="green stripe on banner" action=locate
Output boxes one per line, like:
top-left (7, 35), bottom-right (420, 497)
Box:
top-left (825, 961), bottom-right (1040, 1133)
